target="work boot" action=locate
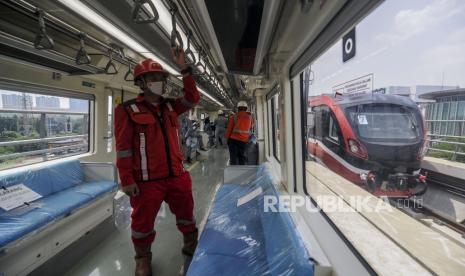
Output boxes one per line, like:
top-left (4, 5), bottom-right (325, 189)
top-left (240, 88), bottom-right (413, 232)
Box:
top-left (182, 228), bottom-right (198, 256)
top-left (134, 245), bottom-right (152, 276)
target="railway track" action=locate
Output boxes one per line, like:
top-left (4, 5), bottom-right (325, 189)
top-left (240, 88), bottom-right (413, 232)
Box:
top-left (391, 170), bottom-right (465, 240)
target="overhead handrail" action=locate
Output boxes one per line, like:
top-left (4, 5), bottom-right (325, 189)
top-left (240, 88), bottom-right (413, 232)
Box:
top-left (124, 59), bottom-right (134, 81)
top-left (34, 9), bottom-right (54, 50)
top-left (169, 4), bottom-right (183, 49)
top-left (184, 29), bottom-right (196, 65)
top-left (132, 0), bottom-right (159, 24)
top-left (105, 50), bottom-right (118, 75)
top-left (75, 32), bottom-right (92, 65)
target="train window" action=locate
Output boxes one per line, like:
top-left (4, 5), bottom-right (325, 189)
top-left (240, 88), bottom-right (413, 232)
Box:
top-left (306, 110), bottom-right (315, 138)
top-left (328, 116), bottom-right (339, 143)
top-left (0, 89), bottom-right (91, 170)
top-left (300, 0), bottom-right (465, 250)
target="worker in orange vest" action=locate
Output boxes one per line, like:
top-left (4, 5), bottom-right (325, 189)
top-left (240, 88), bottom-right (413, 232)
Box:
top-left (225, 101), bottom-right (254, 165)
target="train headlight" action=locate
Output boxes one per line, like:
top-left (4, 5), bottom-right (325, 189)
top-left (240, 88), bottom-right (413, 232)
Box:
top-left (348, 139), bottom-right (368, 159)
top-left (349, 140), bottom-right (359, 153)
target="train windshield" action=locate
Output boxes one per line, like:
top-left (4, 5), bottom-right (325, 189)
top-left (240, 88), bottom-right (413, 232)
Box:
top-left (347, 106), bottom-right (420, 140)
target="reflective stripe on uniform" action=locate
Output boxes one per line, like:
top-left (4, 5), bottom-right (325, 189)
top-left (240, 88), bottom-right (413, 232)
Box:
top-left (131, 104), bottom-right (140, 113)
top-left (139, 133), bottom-right (149, 181)
top-left (176, 219), bottom-right (196, 226)
top-left (117, 149), bottom-right (133, 158)
top-left (166, 102), bottom-right (174, 111)
top-left (181, 97), bottom-right (196, 108)
top-left (131, 229), bottom-right (155, 239)
top-left (233, 129), bottom-right (250, 134)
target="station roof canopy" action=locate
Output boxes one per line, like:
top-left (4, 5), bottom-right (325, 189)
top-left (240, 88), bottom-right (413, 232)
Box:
top-left (419, 88), bottom-right (465, 100)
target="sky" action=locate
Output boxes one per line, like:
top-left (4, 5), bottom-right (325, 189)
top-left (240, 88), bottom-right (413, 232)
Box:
top-left (307, 0), bottom-right (465, 96)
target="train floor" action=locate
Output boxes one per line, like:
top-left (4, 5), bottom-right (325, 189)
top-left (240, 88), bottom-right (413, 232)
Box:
top-left (64, 148), bottom-right (229, 276)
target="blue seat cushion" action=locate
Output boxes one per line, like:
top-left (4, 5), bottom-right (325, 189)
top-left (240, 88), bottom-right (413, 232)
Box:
top-left (188, 165), bottom-right (313, 276)
top-left (0, 208), bottom-right (55, 249)
top-left (0, 167), bottom-right (53, 197)
top-left (0, 160), bottom-right (84, 199)
top-left (47, 160), bottom-right (84, 193)
top-left (71, 181), bottom-right (117, 199)
top-left (0, 181), bottom-right (116, 248)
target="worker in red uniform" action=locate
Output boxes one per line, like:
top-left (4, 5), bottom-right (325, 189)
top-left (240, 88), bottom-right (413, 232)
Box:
top-left (225, 101), bottom-right (254, 165)
top-left (114, 47), bottom-right (200, 276)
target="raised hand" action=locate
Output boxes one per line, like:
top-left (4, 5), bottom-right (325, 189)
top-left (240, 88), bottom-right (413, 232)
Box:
top-left (171, 47), bottom-right (188, 70)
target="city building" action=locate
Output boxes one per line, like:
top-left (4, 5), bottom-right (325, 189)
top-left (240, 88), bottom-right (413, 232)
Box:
top-left (1, 93), bottom-right (33, 109)
top-left (36, 96), bottom-right (60, 109)
top-left (69, 98), bottom-right (89, 112)
top-left (420, 88), bottom-right (465, 136)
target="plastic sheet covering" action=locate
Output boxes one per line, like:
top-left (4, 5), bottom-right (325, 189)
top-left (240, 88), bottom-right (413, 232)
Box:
top-left (187, 164), bottom-right (314, 276)
top-left (114, 191), bottom-right (132, 231)
top-left (0, 160), bottom-right (117, 250)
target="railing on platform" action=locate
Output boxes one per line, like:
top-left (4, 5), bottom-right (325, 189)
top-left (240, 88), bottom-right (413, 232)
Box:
top-left (426, 133), bottom-right (465, 161)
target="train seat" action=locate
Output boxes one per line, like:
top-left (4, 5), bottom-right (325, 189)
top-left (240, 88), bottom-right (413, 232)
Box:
top-left (0, 160), bottom-right (117, 249)
top-left (187, 164), bottom-right (314, 276)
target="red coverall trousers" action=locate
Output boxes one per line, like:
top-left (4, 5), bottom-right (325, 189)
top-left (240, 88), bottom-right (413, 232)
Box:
top-left (130, 172), bottom-right (196, 246)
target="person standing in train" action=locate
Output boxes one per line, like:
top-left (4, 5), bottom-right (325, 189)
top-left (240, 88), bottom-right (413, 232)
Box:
top-left (214, 110), bottom-right (228, 148)
top-left (225, 101), bottom-right (254, 165)
top-left (114, 47), bottom-right (199, 276)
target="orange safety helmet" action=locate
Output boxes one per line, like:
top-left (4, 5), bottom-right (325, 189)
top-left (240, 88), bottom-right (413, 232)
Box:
top-left (134, 59), bottom-right (169, 80)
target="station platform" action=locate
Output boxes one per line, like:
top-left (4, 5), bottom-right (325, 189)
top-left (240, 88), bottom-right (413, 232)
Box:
top-left (422, 156), bottom-right (465, 181)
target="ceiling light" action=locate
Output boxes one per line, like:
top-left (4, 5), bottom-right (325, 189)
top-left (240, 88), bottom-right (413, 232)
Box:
top-left (198, 87), bottom-right (223, 107)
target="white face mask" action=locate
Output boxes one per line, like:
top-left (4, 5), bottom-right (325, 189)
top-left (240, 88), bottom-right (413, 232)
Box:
top-left (146, 81), bottom-right (165, 96)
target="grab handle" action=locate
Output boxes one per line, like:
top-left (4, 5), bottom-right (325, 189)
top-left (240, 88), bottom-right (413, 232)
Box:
top-left (132, 0), bottom-right (159, 24)
top-left (184, 29), bottom-right (196, 65)
top-left (169, 5), bottom-right (183, 49)
top-left (105, 51), bottom-right (118, 75)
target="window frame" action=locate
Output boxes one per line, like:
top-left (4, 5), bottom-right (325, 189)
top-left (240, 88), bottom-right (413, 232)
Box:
top-left (266, 85), bottom-right (281, 163)
top-left (0, 79), bottom-right (95, 171)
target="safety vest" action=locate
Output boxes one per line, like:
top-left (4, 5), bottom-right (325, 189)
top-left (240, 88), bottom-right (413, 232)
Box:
top-left (115, 98), bottom-right (185, 184)
top-left (226, 111), bottom-right (254, 143)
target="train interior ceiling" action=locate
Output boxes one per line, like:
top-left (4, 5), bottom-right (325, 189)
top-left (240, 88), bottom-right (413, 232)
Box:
top-left (1, 0), bottom-right (465, 275)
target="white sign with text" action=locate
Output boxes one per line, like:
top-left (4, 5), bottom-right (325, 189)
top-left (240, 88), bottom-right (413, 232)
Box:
top-left (332, 74), bottom-right (373, 96)
top-left (0, 184), bottom-right (42, 211)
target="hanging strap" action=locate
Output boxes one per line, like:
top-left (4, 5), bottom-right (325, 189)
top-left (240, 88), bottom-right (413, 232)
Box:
top-left (75, 32), bottom-right (91, 65)
top-left (105, 50), bottom-right (118, 75)
top-left (34, 9), bottom-right (54, 50)
top-left (124, 59), bottom-right (135, 82)
top-left (185, 29), bottom-right (196, 65)
top-left (195, 48), bottom-right (207, 74)
top-left (169, 4), bottom-right (183, 48)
